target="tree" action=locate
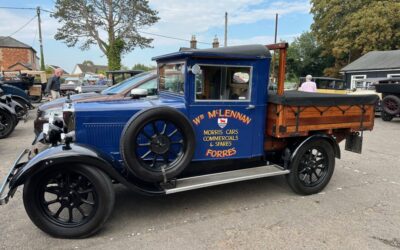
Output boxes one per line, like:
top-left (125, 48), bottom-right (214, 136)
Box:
top-left (52, 0), bottom-right (159, 70)
top-left (286, 32), bottom-right (334, 80)
top-left (132, 63), bottom-right (154, 71)
top-left (311, 0), bottom-right (400, 76)
top-left (82, 60), bottom-right (94, 66)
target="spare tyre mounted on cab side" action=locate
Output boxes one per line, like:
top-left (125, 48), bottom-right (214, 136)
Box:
top-left (121, 106), bottom-right (195, 182)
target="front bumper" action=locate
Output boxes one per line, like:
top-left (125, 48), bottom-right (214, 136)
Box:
top-left (0, 149), bottom-right (29, 205)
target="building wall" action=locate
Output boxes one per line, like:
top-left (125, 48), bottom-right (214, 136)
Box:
top-left (0, 47), bottom-right (37, 70)
top-left (344, 70), bottom-right (400, 89)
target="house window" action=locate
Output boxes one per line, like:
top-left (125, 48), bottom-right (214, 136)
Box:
top-left (195, 65), bottom-right (251, 101)
top-left (350, 75), bottom-right (366, 89)
top-left (388, 74), bottom-right (400, 78)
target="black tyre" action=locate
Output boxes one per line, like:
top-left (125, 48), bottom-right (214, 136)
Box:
top-left (382, 95), bottom-right (400, 115)
top-left (381, 111), bottom-right (394, 122)
top-left (0, 109), bottom-right (16, 139)
top-left (30, 93), bottom-right (42, 103)
top-left (121, 107), bottom-right (195, 182)
top-left (23, 164), bottom-right (115, 238)
top-left (286, 139), bottom-right (335, 195)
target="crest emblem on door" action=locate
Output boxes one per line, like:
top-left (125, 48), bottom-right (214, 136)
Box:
top-left (217, 118), bottom-right (228, 128)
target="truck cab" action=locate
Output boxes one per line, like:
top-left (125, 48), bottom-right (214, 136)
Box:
top-left (0, 44), bottom-right (379, 238)
top-left (153, 45), bottom-right (270, 161)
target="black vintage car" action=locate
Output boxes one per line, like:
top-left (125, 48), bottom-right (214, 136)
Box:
top-left (0, 89), bottom-right (19, 139)
top-left (374, 77), bottom-right (400, 121)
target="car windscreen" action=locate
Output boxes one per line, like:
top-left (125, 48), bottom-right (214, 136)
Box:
top-left (101, 72), bottom-right (152, 95)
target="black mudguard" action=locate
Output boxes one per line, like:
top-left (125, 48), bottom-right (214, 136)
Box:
top-left (9, 143), bottom-right (165, 196)
top-left (11, 95), bottom-right (34, 109)
top-left (0, 102), bottom-right (17, 118)
top-left (286, 134), bottom-right (341, 167)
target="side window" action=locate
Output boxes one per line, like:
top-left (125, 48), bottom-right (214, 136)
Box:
top-left (195, 65), bottom-right (251, 101)
top-left (139, 78), bottom-right (158, 95)
top-left (159, 63), bottom-right (185, 94)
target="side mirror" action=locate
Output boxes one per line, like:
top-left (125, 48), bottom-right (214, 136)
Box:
top-left (130, 88), bottom-right (148, 99)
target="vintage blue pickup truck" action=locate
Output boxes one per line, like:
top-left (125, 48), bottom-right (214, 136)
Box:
top-left (0, 44), bottom-right (378, 238)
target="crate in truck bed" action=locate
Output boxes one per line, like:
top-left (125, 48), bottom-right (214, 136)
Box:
top-left (266, 91), bottom-right (379, 138)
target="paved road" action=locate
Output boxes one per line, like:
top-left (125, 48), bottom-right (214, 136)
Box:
top-left (1, 111), bottom-right (400, 250)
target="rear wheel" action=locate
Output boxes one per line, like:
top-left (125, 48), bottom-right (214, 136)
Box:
top-left (0, 109), bottom-right (16, 139)
top-left (381, 111), bottom-right (394, 122)
top-left (382, 95), bottom-right (400, 115)
top-left (286, 139), bottom-right (335, 195)
top-left (23, 165), bottom-right (115, 238)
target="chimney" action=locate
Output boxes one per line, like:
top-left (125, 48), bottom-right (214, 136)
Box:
top-left (212, 36), bottom-right (219, 48)
top-left (190, 35), bottom-right (197, 49)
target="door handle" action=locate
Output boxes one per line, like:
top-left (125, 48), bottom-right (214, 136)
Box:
top-left (246, 105), bottom-right (255, 110)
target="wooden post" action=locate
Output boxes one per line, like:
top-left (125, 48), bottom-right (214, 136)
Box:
top-left (266, 43), bottom-right (288, 96)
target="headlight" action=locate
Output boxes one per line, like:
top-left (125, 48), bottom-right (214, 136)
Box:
top-left (43, 108), bottom-right (63, 120)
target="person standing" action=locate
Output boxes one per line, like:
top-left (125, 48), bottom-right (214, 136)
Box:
top-left (299, 75), bottom-right (317, 93)
top-left (45, 68), bottom-right (64, 100)
top-left (96, 74), bottom-right (107, 85)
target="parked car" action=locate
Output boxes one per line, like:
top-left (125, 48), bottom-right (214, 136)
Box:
top-left (299, 77), bottom-right (347, 94)
top-left (374, 77), bottom-right (400, 121)
top-left (106, 70), bottom-right (144, 85)
top-left (0, 81), bottom-right (34, 112)
top-left (34, 71), bottom-right (157, 135)
top-left (0, 89), bottom-right (18, 139)
top-left (1, 70), bottom-right (47, 103)
top-left (0, 44), bottom-right (378, 238)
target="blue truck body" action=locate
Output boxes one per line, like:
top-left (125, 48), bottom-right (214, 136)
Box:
top-left (74, 46), bottom-right (270, 170)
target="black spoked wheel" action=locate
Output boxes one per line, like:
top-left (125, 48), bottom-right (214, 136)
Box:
top-left (0, 109), bottom-right (16, 139)
top-left (381, 110), bottom-right (394, 122)
top-left (297, 148), bottom-right (329, 187)
top-left (287, 139), bottom-right (335, 195)
top-left (382, 95), bottom-right (400, 115)
top-left (23, 165), bottom-right (115, 238)
top-left (136, 120), bottom-right (186, 172)
top-left (121, 107), bottom-right (195, 182)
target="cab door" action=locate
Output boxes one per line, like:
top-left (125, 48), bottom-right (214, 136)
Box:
top-left (187, 61), bottom-right (266, 161)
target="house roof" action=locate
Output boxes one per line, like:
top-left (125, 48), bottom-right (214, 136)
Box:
top-left (153, 44), bottom-right (271, 61)
top-left (7, 62), bottom-right (33, 70)
top-left (76, 63), bottom-right (108, 74)
top-left (0, 36), bottom-right (36, 52)
top-left (341, 50), bottom-right (400, 72)
top-left (48, 65), bottom-right (69, 74)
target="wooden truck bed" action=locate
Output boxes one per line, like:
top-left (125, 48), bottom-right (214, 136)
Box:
top-left (266, 91), bottom-right (379, 138)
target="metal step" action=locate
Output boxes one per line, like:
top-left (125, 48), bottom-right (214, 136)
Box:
top-left (165, 164), bottom-right (290, 194)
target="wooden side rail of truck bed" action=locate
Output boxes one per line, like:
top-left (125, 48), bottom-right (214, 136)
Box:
top-left (265, 91), bottom-right (377, 138)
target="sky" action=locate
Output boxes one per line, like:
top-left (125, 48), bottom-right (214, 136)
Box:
top-left (0, 0), bottom-right (313, 73)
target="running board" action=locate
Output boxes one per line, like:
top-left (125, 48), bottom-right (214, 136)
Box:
top-left (165, 165), bottom-right (290, 194)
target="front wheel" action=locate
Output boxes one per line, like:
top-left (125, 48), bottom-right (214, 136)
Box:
top-left (286, 139), bottom-right (335, 195)
top-left (23, 164), bottom-right (115, 238)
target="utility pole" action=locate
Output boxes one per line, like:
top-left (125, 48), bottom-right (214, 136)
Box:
top-left (224, 12), bottom-right (228, 47)
top-left (37, 6), bottom-right (45, 71)
top-left (271, 13), bottom-right (278, 82)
